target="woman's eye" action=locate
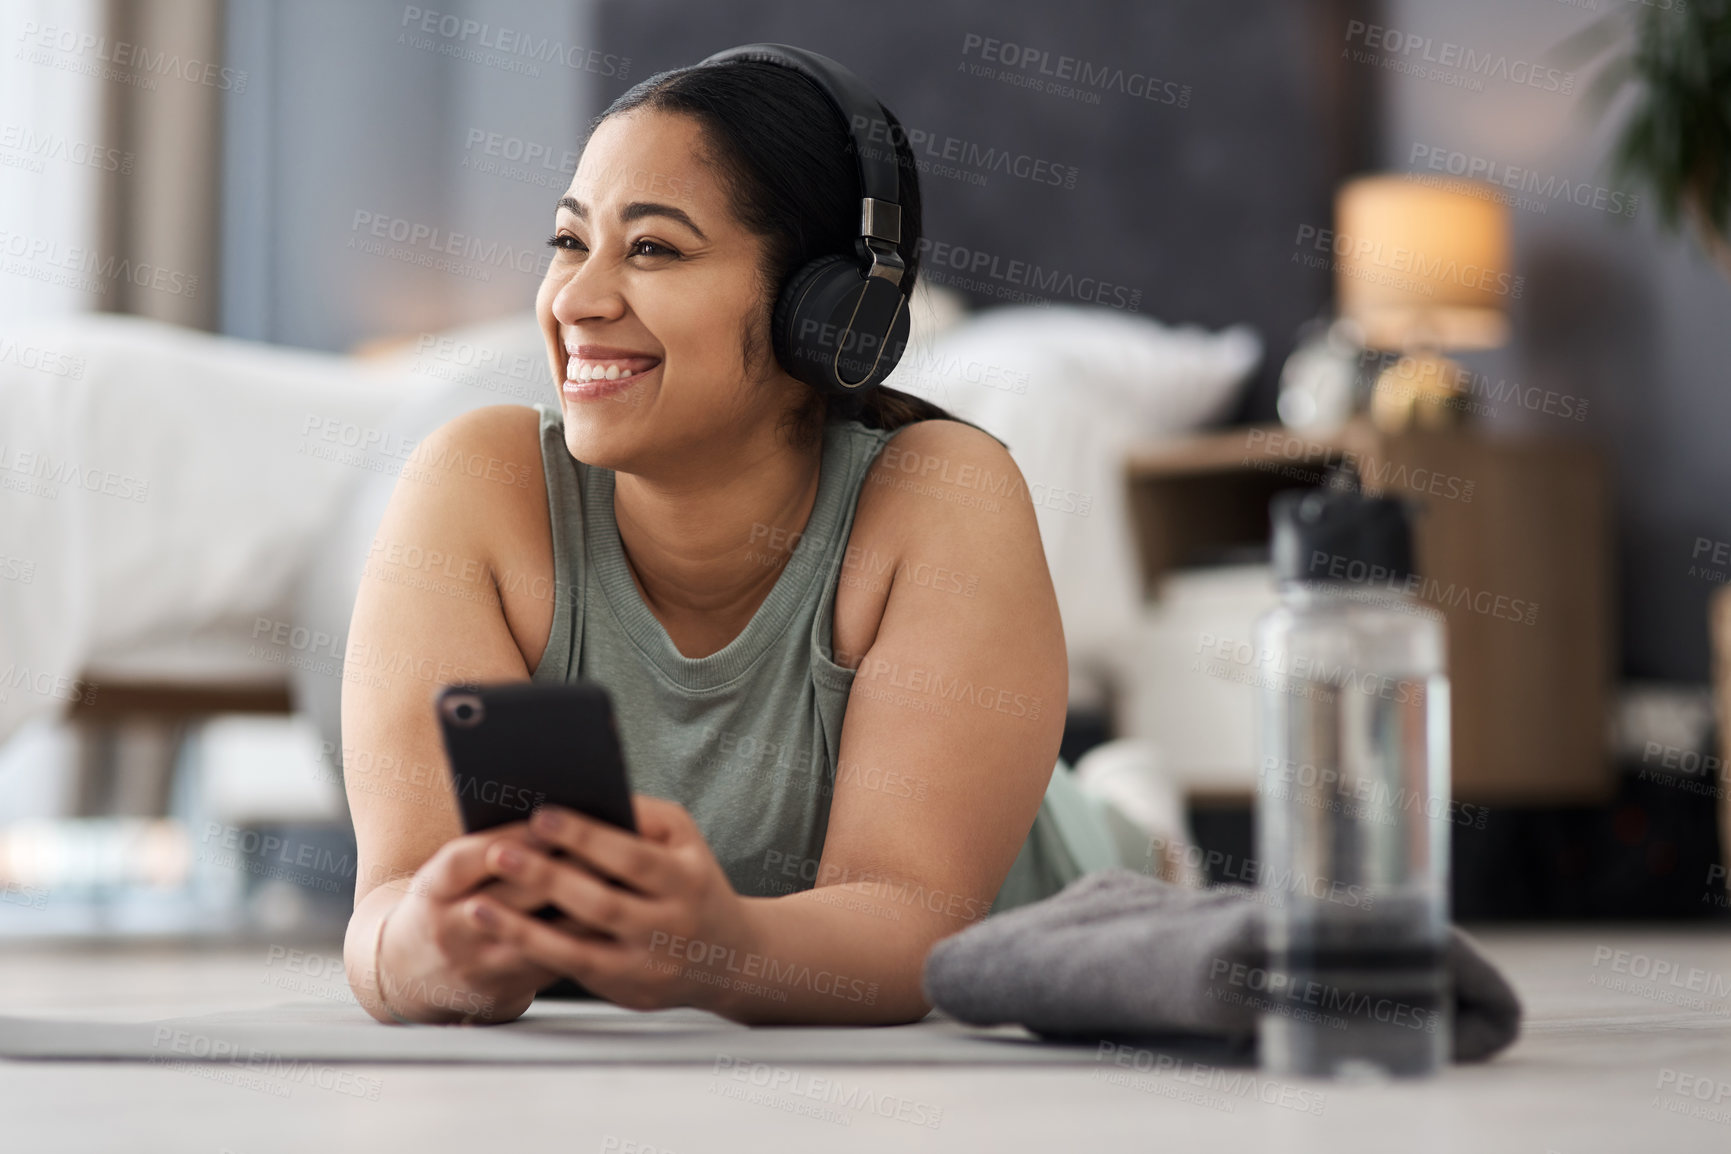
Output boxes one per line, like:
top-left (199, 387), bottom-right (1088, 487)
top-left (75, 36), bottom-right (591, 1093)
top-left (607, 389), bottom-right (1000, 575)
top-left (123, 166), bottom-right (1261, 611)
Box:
top-left (542, 235), bottom-right (675, 260)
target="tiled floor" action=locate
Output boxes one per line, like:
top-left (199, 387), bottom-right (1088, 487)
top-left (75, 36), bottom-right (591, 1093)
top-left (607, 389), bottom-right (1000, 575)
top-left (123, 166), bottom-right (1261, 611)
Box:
top-left (1, 927), bottom-right (1728, 1153)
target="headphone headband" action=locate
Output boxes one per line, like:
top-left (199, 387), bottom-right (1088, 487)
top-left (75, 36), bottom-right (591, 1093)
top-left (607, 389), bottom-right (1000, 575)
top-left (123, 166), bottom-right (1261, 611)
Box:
top-left (694, 43), bottom-right (912, 396)
top-left (697, 43), bottom-right (903, 269)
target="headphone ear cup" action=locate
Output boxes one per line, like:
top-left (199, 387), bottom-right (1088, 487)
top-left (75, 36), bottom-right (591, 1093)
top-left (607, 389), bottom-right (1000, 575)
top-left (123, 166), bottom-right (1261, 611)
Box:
top-left (771, 256), bottom-right (854, 392)
top-left (772, 256), bottom-right (910, 397)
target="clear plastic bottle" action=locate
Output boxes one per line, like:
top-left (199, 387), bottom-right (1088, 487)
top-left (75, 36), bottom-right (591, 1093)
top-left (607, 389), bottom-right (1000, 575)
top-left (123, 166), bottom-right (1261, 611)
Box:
top-left (1254, 487), bottom-right (1452, 1078)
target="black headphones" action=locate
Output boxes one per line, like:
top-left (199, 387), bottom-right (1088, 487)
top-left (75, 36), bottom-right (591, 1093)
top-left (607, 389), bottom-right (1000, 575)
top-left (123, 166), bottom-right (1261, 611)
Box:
top-left (696, 43), bottom-right (911, 402)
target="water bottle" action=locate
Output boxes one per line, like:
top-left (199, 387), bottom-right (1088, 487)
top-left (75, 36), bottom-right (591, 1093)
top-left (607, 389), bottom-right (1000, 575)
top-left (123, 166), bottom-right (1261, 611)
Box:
top-left (1254, 487), bottom-right (1451, 1077)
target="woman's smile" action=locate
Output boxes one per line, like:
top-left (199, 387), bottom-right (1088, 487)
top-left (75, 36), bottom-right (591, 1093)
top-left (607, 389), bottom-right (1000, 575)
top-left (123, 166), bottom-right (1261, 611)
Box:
top-left (562, 341), bottom-right (663, 400)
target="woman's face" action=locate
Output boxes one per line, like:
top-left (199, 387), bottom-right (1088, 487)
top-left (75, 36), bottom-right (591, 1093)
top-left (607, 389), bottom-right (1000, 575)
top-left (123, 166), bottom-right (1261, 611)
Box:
top-left (536, 108), bottom-right (802, 474)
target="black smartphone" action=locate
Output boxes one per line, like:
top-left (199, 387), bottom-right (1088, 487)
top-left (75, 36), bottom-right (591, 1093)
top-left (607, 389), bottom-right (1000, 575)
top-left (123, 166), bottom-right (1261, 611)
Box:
top-left (436, 681), bottom-right (637, 835)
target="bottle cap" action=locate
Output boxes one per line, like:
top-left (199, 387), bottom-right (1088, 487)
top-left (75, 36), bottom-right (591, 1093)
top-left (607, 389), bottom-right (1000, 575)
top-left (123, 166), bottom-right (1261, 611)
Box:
top-left (1271, 487), bottom-right (1416, 589)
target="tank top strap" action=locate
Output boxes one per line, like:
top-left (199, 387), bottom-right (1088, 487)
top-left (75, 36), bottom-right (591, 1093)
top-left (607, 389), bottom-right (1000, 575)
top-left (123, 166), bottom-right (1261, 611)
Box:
top-left (802, 421), bottom-right (897, 670)
top-left (531, 403), bottom-right (586, 681)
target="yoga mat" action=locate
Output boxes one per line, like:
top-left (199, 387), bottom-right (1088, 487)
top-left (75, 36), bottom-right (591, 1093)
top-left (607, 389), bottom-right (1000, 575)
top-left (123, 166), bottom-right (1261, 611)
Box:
top-left (0, 999), bottom-right (1189, 1066)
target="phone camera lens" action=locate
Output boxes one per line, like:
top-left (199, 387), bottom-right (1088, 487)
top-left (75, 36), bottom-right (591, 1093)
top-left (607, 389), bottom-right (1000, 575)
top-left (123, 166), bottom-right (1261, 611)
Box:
top-left (442, 692), bottom-right (484, 726)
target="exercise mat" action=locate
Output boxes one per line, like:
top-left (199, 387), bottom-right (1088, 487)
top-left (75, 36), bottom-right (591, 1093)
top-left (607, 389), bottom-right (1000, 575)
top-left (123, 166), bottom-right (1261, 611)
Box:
top-left (0, 998), bottom-right (1176, 1066)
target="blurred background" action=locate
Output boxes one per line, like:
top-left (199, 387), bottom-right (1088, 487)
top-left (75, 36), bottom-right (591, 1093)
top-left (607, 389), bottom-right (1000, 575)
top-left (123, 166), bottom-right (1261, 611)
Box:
top-left (2, 0), bottom-right (1729, 944)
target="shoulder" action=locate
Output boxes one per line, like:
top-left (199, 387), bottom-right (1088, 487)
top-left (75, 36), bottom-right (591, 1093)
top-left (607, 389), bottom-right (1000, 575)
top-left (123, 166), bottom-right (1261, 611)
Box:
top-left (379, 404), bottom-right (550, 578)
top-left (834, 416), bottom-right (1053, 659)
top-left (867, 417), bottom-right (1012, 472)
top-left (858, 418), bottom-right (1034, 537)
top-left (417, 403), bottom-right (546, 478)
top-left (837, 414), bottom-right (1068, 733)
top-left (394, 404), bottom-right (545, 513)
top-left (376, 403), bottom-right (556, 667)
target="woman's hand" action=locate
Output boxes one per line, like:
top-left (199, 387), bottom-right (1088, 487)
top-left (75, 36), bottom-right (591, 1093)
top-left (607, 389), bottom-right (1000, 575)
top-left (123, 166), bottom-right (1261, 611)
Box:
top-left (369, 825), bottom-right (574, 1024)
top-left (463, 795), bottom-right (754, 1013)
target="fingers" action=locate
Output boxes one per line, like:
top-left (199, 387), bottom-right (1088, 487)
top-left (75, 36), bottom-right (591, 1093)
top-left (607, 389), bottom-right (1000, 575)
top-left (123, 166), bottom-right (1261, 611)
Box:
top-left (461, 892), bottom-right (628, 984)
top-left (417, 825), bottom-right (538, 902)
top-left (483, 839), bottom-right (659, 940)
top-left (631, 796), bottom-right (698, 843)
top-left (537, 909), bottom-right (610, 941)
top-left (528, 806), bottom-right (679, 896)
top-left (477, 876), bottom-right (556, 913)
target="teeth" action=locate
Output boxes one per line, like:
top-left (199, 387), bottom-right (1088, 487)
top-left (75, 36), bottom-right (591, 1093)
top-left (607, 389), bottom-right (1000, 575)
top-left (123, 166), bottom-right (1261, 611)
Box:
top-left (567, 358), bottom-right (651, 384)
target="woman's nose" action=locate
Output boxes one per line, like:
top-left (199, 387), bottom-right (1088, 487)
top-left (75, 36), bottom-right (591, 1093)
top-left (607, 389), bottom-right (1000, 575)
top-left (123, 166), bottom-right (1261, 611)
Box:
top-left (549, 256), bottom-right (626, 325)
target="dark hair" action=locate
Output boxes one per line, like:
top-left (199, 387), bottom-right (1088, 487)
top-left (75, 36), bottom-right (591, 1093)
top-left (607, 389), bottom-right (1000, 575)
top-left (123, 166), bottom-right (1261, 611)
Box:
top-left (593, 57), bottom-right (959, 449)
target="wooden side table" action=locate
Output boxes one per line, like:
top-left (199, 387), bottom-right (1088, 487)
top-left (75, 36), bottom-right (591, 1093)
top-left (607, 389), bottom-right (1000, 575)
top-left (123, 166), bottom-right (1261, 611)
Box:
top-left (64, 680), bottom-right (294, 817)
top-left (1124, 419), bottom-right (1614, 804)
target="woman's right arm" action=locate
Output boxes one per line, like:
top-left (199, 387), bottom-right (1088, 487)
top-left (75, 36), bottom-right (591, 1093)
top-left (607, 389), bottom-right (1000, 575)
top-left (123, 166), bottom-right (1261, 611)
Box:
top-left (338, 405), bottom-right (560, 1023)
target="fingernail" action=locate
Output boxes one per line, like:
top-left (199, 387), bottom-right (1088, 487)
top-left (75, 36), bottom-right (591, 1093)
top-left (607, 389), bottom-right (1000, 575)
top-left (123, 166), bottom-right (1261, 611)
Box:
top-left (471, 901), bottom-right (497, 928)
top-left (496, 847), bottom-right (523, 871)
top-left (532, 808), bottom-right (563, 834)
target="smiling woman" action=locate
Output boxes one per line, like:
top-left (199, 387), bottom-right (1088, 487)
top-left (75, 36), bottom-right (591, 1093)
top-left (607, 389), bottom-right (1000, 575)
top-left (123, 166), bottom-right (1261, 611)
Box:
top-left (338, 46), bottom-right (1099, 1027)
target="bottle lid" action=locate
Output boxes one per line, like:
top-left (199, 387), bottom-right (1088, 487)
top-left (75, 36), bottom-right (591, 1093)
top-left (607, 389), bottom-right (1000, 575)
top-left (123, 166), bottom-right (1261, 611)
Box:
top-left (1270, 486), bottom-right (1416, 589)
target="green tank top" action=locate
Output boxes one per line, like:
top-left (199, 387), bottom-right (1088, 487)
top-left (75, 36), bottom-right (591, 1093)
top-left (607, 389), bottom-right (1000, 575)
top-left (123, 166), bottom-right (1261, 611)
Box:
top-left (528, 402), bottom-right (1112, 913)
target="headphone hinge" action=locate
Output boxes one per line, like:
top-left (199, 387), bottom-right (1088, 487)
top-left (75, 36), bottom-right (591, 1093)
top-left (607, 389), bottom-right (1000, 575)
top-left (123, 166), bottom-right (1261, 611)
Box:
top-left (861, 198), bottom-right (901, 245)
top-left (862, 238), bottom-right (904, 288)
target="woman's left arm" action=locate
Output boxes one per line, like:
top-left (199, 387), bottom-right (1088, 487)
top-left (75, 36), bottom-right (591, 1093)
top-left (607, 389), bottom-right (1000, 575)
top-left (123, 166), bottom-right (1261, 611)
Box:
top-left (725, 420), bottom-right (1068, 1021)
top-left (463, 421), bottom-right (1066, 1022)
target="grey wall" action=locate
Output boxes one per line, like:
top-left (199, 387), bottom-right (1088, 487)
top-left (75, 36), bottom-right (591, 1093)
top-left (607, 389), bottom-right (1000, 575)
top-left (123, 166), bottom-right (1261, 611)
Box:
top-left (1380, 0), bottom-right (1731, 681)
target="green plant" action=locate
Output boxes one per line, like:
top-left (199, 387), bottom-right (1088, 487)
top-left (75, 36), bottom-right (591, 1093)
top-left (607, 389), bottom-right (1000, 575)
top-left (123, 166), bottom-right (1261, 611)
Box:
top-left (1576, 0), bottom-right (1731, 275)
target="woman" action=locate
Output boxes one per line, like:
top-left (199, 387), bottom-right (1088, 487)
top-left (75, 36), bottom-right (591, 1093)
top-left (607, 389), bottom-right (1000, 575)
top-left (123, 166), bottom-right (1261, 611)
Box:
top-left (340, 50), bottom-right (1106, 1027)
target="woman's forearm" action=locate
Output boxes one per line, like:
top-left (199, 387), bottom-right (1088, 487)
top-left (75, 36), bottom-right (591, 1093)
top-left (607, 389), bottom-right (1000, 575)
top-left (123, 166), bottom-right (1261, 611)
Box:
top-left (687, 883), bottom-right (980, 1025)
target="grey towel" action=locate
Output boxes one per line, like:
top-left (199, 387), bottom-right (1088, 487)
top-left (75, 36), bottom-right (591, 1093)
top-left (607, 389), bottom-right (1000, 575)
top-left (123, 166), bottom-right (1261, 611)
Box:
top-left (923, 869), bottom-right (1522, 1062)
